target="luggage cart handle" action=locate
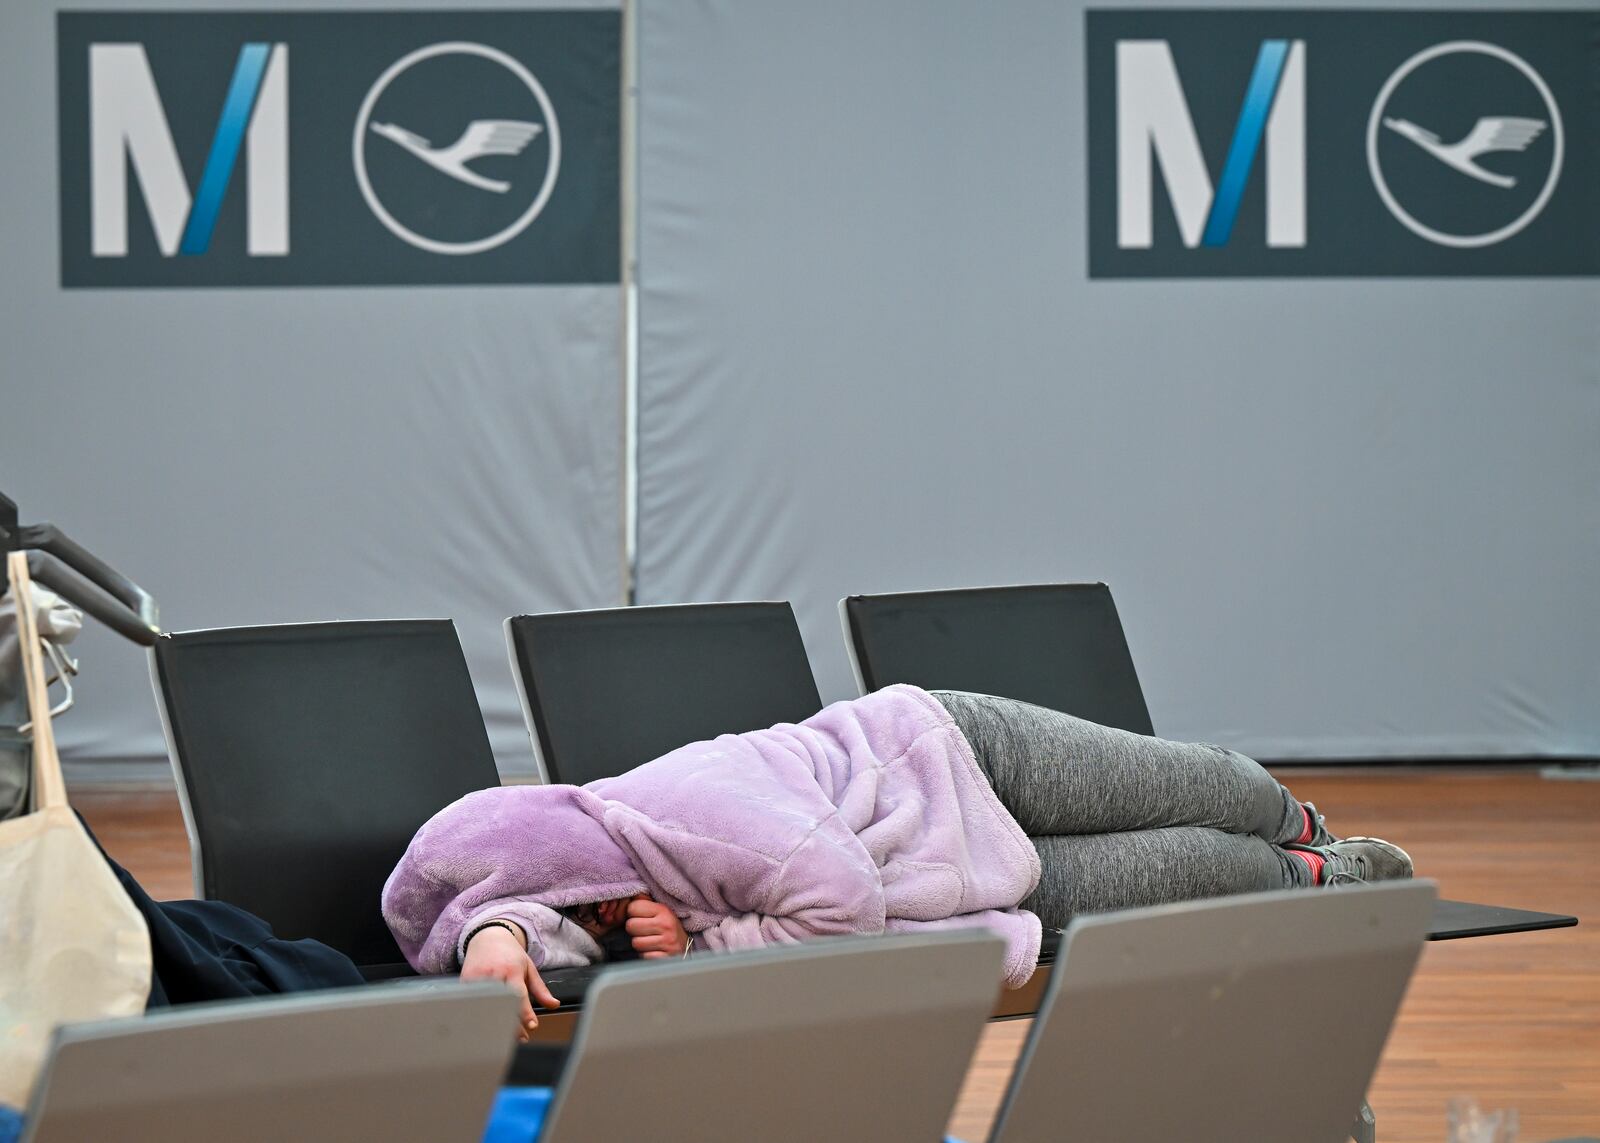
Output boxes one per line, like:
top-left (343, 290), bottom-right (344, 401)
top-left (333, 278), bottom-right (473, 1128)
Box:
top-left (0, 500), bottom-right (161, 646)
top-left (15, 524), bottom-right (160, 640)
top-left (23, 549), bottom-right (160, 646)
top-left (0, 494), bottom-right (160, 645)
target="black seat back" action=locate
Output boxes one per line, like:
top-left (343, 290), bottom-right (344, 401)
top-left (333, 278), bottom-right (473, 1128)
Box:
top-left (151, 620), bottom-right (501, 968)
top-left (505, 602), bottom-right (823, 785)
top-left (840, 583), bottom-right (1155, 735)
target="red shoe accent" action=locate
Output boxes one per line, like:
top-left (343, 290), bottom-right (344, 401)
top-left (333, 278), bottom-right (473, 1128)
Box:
top-left (1296, 804), bottom-right (1315, 845)
top-left (1292, 848), bottom-right (1326, 885)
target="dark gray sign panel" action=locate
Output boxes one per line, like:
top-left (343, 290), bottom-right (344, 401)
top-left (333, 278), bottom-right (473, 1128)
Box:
top-left (59, 10), bottom-right (620, 287)
top-left (1087, 10), bottom-right (1599, 277)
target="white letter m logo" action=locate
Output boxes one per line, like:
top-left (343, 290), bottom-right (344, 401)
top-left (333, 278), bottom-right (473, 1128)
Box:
top-left (1116, 39), bottom-right (1305, 249)
top-left (90, 43), bottom-right (288, 257)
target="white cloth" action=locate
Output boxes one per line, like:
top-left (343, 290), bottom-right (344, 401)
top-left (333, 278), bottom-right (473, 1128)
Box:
top-left (1, 583), bottom-right (83, 820)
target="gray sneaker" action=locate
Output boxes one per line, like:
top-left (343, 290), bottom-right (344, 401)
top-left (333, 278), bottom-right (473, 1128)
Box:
top-left (1298, 837), bottom-right (1414, 885)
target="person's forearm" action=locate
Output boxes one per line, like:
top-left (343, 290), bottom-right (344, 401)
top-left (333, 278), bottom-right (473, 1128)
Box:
top-left (465, 918), bottom-right (527, 952)
top-left (453, 901), bottom-right (561, 969)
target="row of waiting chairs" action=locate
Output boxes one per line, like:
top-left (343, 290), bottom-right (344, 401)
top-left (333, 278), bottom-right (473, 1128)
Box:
top-left (151, 584), bottom-right (1143, 971)
top-left (137, 582), bottom-right (1567, 1143)
top-left (26, 889), bottom-right (1436, 1143)
top-left (147, 582), bottom-right (1571, 997)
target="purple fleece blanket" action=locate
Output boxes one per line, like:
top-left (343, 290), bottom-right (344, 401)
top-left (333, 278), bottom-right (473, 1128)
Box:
top-left (383, 685), bottom-right (1042, 987)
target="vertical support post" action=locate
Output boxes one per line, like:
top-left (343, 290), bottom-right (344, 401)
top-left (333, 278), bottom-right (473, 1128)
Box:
top-left (620, 0), bottom-right (640, 606)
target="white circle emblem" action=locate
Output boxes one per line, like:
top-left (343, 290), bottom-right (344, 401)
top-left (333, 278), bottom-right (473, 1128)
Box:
top-left (353, 41), bottom-right (561, 255)
top-left (1366, 41), bottom-right (1562, 249)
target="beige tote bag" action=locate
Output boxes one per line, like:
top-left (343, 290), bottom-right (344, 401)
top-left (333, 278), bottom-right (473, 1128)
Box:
top-left (0, 551), bottom-right (151, 1106)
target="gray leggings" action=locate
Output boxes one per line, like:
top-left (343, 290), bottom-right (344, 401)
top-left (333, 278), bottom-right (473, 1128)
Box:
top-left (932, 691), bottom-right (1316, 928)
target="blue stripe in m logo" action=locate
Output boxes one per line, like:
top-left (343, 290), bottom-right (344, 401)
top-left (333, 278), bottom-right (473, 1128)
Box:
top-left (1200, 40), bottom-right (1291, 247)
top-left (179, 43), bottom-right (273, 255)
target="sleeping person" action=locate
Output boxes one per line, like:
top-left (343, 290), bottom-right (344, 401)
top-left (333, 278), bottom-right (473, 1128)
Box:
top-left (382, 685), bottom-right (1411, 1038)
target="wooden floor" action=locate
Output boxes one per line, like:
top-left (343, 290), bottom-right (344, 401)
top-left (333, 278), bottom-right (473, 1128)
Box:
top-left (75, 768), bottom-right (1598, 1142)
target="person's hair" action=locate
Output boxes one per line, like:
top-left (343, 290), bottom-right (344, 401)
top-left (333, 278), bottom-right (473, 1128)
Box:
top-left (596, 927), bottom-right (639, 961)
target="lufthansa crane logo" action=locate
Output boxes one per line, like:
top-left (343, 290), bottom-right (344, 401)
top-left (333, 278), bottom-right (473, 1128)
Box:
top-left (1366, 42), bottom-right (1562, 249)
top-left (353, 42), bottom-right (561, 255)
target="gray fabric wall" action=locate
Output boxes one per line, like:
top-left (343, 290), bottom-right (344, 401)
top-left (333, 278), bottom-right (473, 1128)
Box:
top-left (10, 0), bottom-right (1598, 775)
top-left (3, 0), bottom-right (623, 779)
top-left (635, 0), bottom-right (1600, 759)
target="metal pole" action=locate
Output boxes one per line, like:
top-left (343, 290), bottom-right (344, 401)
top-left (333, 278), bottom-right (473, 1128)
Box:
top-left (620, 0), bottom-right (640, 605)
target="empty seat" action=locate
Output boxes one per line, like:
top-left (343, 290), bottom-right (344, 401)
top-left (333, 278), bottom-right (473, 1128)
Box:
top-left (24, 981), bottom-right (518, 1143)
top-left (539, 930), bottom-right (1006, 1142)
top-left (505, 602), bottom-right (822, 784)
top-left (975, 883), bottom-right (1435, 1143)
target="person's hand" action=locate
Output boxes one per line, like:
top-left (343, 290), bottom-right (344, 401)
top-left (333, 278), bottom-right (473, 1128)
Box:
top-left (625, 896), bottom-right (689, 958)
top-left (461, 922), bottom-right (560, 1042)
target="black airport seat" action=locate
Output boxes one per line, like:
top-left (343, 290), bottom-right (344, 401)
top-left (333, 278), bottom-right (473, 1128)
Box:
top-left (504, 601), bottom-right (822, 785)
top-left (150, 619), bottom-right (502, 973)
